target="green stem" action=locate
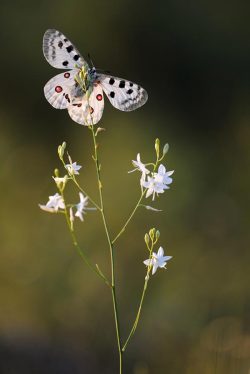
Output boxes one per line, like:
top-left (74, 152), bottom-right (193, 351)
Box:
top-left (90, 125), bottom-right (123, 373)
top-left (62, 191), bottom-right (110, 287)
top-left (112, 192), bottom-right (145, 244)
top-left (122, 259), bottom-right (151, 351)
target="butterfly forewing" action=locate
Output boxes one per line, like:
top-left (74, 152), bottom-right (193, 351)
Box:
top-left (43, 29), bottom-right (88, 70)
top-left (98, 75), bottom-right (148, 112)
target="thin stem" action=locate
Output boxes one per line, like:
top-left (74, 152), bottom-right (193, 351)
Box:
top-left (62, 191), bottom-right (110, 287)
top-left (112, 191), bottom-right (145, 244)
top-left (89, 124), bottom-right (123, 372)
top-left (122, 256), bottom-right (151, 351)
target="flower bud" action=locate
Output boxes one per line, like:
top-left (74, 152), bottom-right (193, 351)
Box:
top-left (54, 169), bottom-right (60, 177)
top-left (163, 143), bottom-right (169, 157)
top-left (149, 228), bottom-right (156, 241)
top-left (155, 138), bottom-right (160, 159)
top-left (155, 230), bottom-right (160, 241)
top-left (58, 142), bottom-right (66, 159)
top-left (144, 233), bottom-right (150, 246)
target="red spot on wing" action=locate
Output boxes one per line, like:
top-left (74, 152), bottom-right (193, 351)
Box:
top-left (96, 94), bottom-right (103, 101)
top-left (64, 72), bottom-right (70, 78)
top-left (55, 86), bottom-right (63, 93)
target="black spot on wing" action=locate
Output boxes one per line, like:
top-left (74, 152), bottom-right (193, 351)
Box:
top-left (58, 41), bottom-right (63, 48)
top-left (127, 89), bottom-right (133, 94)
top-left (62, 60), bottom-right (69, 66)
top-left (119, 80), bottom-right (125, 88)
top-left (109, 78), bottom-right (115, 85)
top-left (74, 55), bottom-right (80, 61)
top-left (66, 45), bottom-right (73, 53)
top-left (110, 91), bottom-right (115, 98)
top-left (129, 82), bottom-right (133, 87)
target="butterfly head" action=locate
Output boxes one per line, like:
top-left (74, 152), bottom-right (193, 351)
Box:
top-left (88, 67), bottom-right (97, 82)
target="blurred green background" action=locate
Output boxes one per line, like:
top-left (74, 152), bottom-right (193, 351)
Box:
top-left (0, 0), bottom-right (250, 373)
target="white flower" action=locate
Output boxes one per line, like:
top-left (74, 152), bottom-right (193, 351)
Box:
top-left (75, 192), bottom-right (89, 221)
top-left (143, 247), bottom-right (172, 275)
top-left (142, 164), bottom-right (174, 200)
top-left (65, 156), bottom-right (82, 175)
top-left (39, 193), bottom-right (65, 213)
top-left (155, 164), bottom-right (174, 185)
top-left (128, 153), bottom-right (150, 184)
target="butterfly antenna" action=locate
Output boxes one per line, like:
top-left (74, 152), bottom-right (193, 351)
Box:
top-left (87, 53), bottom-right (94, 68)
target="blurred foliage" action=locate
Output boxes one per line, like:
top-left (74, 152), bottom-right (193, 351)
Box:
top-left (0, 0), bottom-right (250, 372)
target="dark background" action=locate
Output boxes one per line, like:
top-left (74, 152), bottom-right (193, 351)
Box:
top-left (0, 0), bottom-right (250, 373)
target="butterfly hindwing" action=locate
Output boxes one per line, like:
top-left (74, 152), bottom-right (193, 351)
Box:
top-left (44, 69), bottom-right (79, 109)
top-left (68, 97), bottom-right (89, 125)
top-left (98, 75), bottom-right (148, 112)
top-left (43, 29), bottom-right (88, 70)
top-left (68, 84), bottom-right (104, 125)
top-left (88, 83), bottom-right (105, 124)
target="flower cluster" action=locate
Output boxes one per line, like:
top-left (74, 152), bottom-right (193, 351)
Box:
top-left (39, 192), bottom-right (65, 212)
top-left (129, 140), bottom-right (174, 201)
top-left (143, 228), bottom-right (172, 276)
top-left (39, 148), bottom-right (95, 224)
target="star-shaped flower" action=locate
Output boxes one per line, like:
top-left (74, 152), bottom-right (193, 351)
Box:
top-left (142, 164), bottom-right (174, 200)
top-left (143, 247), bottom-right (172, 275)
top-left (65, 156), bottom-right (82, 176)
top-left (75, 192), bottom-right (89, 221)
top-left (39, 193), bottom-right (65, 213)
top-left (128, 153), bottom-right (150, 184)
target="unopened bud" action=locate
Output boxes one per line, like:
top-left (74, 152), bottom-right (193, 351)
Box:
top-left (155, 230), bottom-right (160, 241)
top-left (155, 138), bottom-right (160, 159)
top-left (58, 142), bottom-right (66, 159)
top-left (54, 169), bottom-right (60, 177)
top-left (144, 233), bottom-right (150, 246)
top-left (149, 228), bottom-right (156, 241)
top-left (163, 143), bottom-right (169, 156)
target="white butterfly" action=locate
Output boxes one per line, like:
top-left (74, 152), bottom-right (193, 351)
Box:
top-left (43, 29), bottom-right (148, 125)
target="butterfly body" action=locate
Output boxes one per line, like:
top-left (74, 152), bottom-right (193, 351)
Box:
top-left (43, 29), bottom-right (148, 125)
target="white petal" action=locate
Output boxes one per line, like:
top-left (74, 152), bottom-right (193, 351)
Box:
top-left (143, 259), bottom-right (152, 266)
top-left (158, 164), bottom-right (166, 174)
top-left (75, 210), bottom-right (84, 221)
top-left (152, 263), bottom-right (158, 275)
top-left (145, 188), bottom-right (153, 198)
top-left (39, 204), bottom-right (57, 213)
top-left (167, 170), bottom-right (174, 176)
top-left (163, 255), bottom-right (172, 262)
top-left (157, 247), bottom-right (164, 257)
